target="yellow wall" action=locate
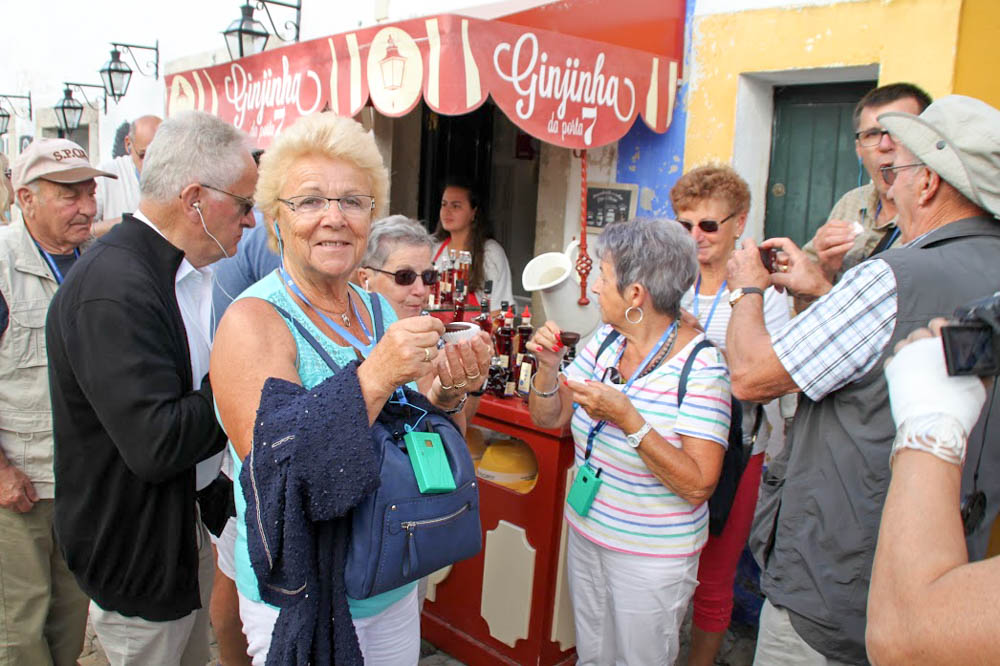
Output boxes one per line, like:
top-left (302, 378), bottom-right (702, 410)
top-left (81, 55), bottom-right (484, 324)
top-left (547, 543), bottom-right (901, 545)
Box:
top-left (685, 0), bottom-right (964, 167)
top-left (953, 0), bottom-right (1000, 107)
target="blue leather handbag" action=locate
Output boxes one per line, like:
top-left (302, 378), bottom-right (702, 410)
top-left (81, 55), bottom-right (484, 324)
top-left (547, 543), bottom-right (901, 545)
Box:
top-left (270, 296), bottom-right (482, 600)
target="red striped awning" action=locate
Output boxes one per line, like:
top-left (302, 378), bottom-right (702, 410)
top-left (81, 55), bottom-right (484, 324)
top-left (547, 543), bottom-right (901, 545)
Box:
top-left (165, 13), bottom-right (680, 149)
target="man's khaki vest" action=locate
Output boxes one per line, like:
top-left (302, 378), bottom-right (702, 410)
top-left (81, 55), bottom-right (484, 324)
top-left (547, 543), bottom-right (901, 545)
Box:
top-left (0, 219), bottom-right (60, 498)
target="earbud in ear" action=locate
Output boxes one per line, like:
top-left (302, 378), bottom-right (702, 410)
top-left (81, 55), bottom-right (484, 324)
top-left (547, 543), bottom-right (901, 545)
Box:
top-left (273, 221), bottom-right (282, 240)
top-left (193, 202), bottom-right (201, 210)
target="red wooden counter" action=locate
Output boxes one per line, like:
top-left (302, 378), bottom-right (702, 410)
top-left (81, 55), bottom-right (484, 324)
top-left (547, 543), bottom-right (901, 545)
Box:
top-left (420, 394), bottom-right (578, 665)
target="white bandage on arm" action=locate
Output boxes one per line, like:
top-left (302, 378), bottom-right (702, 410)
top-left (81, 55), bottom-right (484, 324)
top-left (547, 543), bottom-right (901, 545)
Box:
top-left (884, 336), bottom-right (988, 466)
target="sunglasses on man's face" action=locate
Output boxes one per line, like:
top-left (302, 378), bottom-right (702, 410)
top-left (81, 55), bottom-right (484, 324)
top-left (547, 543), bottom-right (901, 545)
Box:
top-left (364, 266), bottom-right (440, 287)
top-left (677, 211), bottom-right (737, 234)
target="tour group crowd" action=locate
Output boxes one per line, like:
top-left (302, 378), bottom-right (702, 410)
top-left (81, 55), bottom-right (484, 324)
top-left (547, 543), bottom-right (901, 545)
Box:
top-left (1, 81), bottom-right (999, 666)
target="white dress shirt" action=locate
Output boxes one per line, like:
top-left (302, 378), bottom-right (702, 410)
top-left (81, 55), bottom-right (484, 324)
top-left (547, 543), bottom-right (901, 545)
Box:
top-left (134, 210), bottom-right (223, 489)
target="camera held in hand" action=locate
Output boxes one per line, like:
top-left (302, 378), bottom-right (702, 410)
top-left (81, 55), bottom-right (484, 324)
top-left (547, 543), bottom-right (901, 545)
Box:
top-left (942, 291), bottom-right (1000, 376)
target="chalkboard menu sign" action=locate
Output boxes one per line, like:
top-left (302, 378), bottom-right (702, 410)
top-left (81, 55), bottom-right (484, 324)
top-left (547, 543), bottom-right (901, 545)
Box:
top-left (585, 183), bottom-right (639, 230)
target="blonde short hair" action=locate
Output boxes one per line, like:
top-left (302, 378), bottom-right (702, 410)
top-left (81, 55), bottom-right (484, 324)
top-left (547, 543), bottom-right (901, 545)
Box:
top-left (256, 113), bottom-right (388, 253)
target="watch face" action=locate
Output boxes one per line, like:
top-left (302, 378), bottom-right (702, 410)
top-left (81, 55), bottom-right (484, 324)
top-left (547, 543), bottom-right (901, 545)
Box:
top-left (728, 289), bottom-right (743, 305)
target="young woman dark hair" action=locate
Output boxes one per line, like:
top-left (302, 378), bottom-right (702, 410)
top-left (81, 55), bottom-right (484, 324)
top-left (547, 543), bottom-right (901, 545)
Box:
top-left (432, 179), bottom-right (513, 307)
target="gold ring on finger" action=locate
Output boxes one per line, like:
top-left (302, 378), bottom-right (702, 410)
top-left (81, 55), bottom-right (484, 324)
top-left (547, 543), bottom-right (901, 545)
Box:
top-left (454, 380), bottom-right (468, 389)
top-left (778, 264), bottom-right (789, 273)
top-left (440, 382), bottom-right (454, 390)
top-left (466, 370), bottom-right (481, 380)
top-left (423, 347), bottom-right (432, 362)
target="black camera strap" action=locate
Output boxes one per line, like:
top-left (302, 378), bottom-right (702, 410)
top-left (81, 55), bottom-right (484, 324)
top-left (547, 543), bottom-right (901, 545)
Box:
top-left (962, 379), bottom-right (997, 535)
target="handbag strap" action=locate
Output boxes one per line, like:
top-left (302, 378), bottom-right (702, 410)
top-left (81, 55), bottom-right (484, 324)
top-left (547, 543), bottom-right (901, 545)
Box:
top-left (267, 292), bottom-right (386, 374)
top-left (677, 339), bottom-right (713, 405)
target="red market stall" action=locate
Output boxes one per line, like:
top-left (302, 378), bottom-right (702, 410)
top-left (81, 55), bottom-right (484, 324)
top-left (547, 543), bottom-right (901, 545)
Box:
top-left (167, 7), bottom-right (682, 663)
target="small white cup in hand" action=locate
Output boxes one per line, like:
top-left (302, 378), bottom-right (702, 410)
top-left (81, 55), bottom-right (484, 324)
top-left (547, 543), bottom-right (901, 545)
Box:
top-left (441, 322), bottom-right (480, 344)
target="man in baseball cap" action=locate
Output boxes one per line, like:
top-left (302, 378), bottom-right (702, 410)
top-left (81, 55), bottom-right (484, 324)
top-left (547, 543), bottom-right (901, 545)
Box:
top-left (0, 137), bottom-right (114, 665)
top-left (722, 94), bottom-right (1000, 664)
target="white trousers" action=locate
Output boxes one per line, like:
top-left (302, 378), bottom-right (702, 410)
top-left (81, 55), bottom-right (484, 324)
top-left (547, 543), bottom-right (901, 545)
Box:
top-left (753, 599), bottom-right (854, 666)
top-left (238, 585), bottom-right (421, 666)
top-left (566, 528), bottom-right (699, 666)
top-left (90, 521), bottom-right (214, 666)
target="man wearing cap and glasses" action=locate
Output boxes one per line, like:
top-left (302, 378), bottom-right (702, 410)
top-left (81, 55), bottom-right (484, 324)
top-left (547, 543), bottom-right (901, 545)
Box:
top-left (723, 94), bottom-right (1000, 665)
top-left (795, 83), bottom-right (932, 310)
top-left (0, 137), bottom-right (116, 665)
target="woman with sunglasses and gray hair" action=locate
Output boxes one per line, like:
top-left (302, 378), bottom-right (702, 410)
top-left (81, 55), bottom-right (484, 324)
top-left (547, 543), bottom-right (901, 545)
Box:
top-left (527, 217), bottom-right (732, 665)
top-left (358, 215), bottom-right (490, 429)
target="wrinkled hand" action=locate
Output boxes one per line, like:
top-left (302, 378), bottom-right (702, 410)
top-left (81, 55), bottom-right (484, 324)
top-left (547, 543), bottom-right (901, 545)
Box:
top-left (365, 315), bottom-right (444, 391)
top-left (812, 219), bottom-right (860, 279)
top-left (526, 321), bottom-right (565, 372)
top-left (566, 379), bottom-right (635, 427)
top-left (0, 464), bottom-right (38, 513)
top-left (727, 238), bottom-right (772, 292)
top-left (759, 237), bottom-right (832, 301)
top-left (434, 331), bottom-right (493, 399)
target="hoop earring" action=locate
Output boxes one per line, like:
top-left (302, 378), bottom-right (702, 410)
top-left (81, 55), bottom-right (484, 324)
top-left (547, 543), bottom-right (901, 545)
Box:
top-left (625, 306), bottom-right (644, 325)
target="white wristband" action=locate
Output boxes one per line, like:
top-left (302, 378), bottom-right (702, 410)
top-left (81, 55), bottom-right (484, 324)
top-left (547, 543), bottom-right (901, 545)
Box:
top-left (884, 336), bottom-right (986, 434)
top-left (891, 413), bottom-right (968, 467)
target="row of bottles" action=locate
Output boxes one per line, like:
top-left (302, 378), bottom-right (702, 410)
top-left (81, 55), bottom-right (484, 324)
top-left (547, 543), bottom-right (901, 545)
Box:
top-left (429, 249), bottom-right (473, 309)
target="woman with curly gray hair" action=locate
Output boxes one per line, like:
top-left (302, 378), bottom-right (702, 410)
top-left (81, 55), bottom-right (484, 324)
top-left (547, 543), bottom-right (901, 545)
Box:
top-left (527, 217), bottom-right (732, 664)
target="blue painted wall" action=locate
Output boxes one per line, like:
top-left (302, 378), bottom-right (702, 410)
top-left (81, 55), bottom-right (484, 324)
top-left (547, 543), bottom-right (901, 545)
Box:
top-left (615, 0), bottom-right (695, 218)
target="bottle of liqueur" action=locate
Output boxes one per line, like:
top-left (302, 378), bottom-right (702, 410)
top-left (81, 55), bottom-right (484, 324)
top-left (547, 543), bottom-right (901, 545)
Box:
top-left (473, 280), bottom-right (494, 334)
top-left (453, 279), bottom-right (466, 322)
top-left (514, 307), bottom-right (536, 401)
top-left (492, 314), bottom-right (516, 398)
top-left (439, 253), bottom-right (454, 306)
top-left (491, 300), bottom-right (509, 344)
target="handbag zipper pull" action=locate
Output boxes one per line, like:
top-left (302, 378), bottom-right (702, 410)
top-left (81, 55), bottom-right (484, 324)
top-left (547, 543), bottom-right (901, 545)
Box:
top-left (402, 522), bottom-right (418, 578)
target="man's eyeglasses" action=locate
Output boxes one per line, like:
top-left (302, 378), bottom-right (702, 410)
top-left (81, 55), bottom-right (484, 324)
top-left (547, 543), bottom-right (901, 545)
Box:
top-left (364, 266), bottom-right (440, 287)
top-left (677, 211), bottom-right (738, 234)
top-left (278, 194), bottom-right (376, 220)
top-left (200, 183), bottom-right (255, 216)
top-left (880, 162), bottom-right (925, 186)
top-left (855, 128), bottom-right (892, 147)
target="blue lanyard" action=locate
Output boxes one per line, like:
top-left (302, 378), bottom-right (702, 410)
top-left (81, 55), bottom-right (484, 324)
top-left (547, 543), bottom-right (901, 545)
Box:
top-left (278, 266), bottom-right (374, 356)
top-left (692, 274), bottom-right (727, 331)
top-left (34, 242), bottom-right (79, 285)
top-left (584, 321), bottom-right (678, 461)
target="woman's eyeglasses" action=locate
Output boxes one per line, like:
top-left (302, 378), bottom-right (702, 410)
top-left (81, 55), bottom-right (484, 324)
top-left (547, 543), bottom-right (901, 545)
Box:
top-left (364, 266), bottom-right (440, 287)
top-left (278, 194), bottom-right (376, 220)
top-left (677, 211), bottom-right (737, 234)
top-left (880, 162), bottom-right (925, 186)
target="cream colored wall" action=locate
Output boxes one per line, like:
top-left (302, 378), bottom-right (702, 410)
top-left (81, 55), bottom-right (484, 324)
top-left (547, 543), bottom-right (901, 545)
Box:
top-left (685, 0), bottom-right (963, 169)
top-left (953, 0), bottom-right (1000, 108)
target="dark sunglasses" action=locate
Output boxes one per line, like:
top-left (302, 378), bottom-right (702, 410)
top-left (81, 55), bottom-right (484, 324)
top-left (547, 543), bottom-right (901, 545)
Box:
top-left (677, 211), bottom-right (737, 233)
top-left (879, 162), bottom-right (924, 186)
top-left (200, 183), bottom-right (255, 216)
top-left (601, 365), bottom-right (624, 385)
top-left (365, 266), bottom-right (440, 286)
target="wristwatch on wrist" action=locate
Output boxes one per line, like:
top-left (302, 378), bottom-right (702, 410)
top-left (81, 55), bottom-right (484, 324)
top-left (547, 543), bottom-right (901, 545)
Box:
top-left (728, 286), bottom-right (764, 307)
top-left (625, 422), bottom-right (652, 449)
top-left (442, 393), bottom-right (468, 415)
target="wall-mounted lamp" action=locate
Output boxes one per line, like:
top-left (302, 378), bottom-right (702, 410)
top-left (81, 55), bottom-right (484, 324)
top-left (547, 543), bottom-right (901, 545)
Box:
top-left (0, 93), bottom-right (32, 136)
top-left (100, 41), bottom-right (159, 102)
top-left (55, 84), bottom-right (106, 132)
top-left (223, 0), bottom-right (301, 60)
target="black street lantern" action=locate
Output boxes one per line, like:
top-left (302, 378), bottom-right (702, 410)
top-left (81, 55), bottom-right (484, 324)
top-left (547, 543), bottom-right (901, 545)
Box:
top-left (0, 92), bottom-right (32, 136)
top-left (100, 49), bottom-right (133, 102)
top-left (224, 4), bottom-right (270, 60)
top-left (55, 87), bottom-right (85, 133)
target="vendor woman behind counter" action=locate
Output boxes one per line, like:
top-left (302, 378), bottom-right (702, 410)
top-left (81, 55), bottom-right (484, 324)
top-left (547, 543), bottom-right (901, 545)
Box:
top-left (433, 180), bottom-right (514, 308)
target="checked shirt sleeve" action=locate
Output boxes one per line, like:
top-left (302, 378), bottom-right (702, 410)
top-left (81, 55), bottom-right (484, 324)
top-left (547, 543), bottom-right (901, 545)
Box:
top-left (772, 259), bottom-right (897, 402)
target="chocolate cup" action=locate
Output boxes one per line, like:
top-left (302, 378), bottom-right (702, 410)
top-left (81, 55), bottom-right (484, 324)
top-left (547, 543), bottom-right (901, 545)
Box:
top-left (559, 331), bottom-right (580, 346)
top-left (442, 321), bottom-right (479, 344)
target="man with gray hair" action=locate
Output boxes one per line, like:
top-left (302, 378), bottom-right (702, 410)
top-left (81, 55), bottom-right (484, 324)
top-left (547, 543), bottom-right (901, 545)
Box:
top-left (0, 137), bottom-right (115, 665)
top-left (725, 95), bottom-right (1000, 664)
top-left (46, 111), bottom-right (256, 665)
top-left (93, 114), bottom-right (162, 235)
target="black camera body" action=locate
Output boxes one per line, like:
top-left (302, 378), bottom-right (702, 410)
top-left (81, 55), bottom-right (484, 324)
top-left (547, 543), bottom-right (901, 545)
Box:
top-left (942, 291), bottom-right (1000, 376)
